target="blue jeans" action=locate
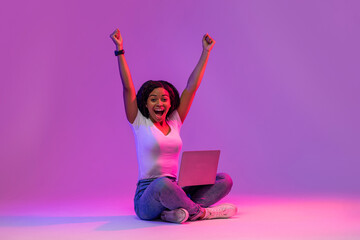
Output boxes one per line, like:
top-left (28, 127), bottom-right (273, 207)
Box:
top-left (134, 173), bottom-right (233, 220)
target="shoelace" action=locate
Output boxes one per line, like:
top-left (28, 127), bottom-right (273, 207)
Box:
top-left (206, 206), bottom-right (229, 218)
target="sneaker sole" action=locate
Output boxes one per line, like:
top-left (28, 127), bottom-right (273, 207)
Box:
top-left (161, 208), bottom-right (189, 224)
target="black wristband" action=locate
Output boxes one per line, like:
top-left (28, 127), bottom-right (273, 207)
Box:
top-left (114, 49), bottom-right (125, 56)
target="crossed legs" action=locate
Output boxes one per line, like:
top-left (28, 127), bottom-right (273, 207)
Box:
top-left (134, 173), bottom-right (233, 220)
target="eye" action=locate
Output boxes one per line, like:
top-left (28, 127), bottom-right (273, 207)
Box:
top-left (151, 99), bottom-right (156, 102)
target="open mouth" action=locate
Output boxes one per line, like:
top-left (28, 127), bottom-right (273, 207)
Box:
top-left (154, 110), bottom-right (165, 117)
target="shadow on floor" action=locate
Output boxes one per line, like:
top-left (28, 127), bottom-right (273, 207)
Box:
top-left (0, 215), bottom-right (175, 230)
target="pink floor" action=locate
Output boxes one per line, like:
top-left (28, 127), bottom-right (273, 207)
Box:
top-left (1, 195), bottom-right (359, 240)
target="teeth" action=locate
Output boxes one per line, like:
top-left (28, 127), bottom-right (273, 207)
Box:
top-left (154, 110), bottom-right (164, 116)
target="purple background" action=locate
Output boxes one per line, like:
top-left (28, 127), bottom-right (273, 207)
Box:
top-left (1, 0), bottom-right (359, 205)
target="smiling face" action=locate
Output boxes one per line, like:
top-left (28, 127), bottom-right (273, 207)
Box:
top-left (146, 87), bottom-right (171, 123)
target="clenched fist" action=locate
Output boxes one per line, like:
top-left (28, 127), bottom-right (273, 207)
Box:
top-left (202, 33), bottom-right (215, 52)
top-left (110, 29), bottom-right (123, 50)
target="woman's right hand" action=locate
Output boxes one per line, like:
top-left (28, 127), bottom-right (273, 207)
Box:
top-left (110, 29), bottom-right (123, 50)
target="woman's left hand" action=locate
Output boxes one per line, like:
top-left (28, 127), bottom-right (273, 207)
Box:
top-left (202, 33), bottom-right (216, 52)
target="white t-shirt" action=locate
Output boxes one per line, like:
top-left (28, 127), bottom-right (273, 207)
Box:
top-left (130, 109), bottom-right (183, 180)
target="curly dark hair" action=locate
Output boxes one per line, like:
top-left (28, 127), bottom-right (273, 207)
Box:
top-left (136, 80), bottom-right (180, 120)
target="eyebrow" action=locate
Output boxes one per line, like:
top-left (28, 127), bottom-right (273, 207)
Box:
top-left (150, 94), bottom-right (169, 97)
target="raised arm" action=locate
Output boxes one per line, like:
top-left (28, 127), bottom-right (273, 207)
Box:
top-left (177, 33), bottom-right (216, 123)
top-left (110, 29), bottom-right (138, 124)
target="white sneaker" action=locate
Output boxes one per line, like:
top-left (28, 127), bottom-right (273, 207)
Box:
top-left (202, 203), bottom-right (237, 220)
top-left (161, 208), bottom-right (189, 223)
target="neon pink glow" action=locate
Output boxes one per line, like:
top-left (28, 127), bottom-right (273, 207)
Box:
top-left (0, 0), bottom-right (359, 238)
top-left (0, 196), bottom-right (359, 239)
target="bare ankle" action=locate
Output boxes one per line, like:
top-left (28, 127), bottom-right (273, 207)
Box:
top-left (199, 208), bottom-right (207, 219)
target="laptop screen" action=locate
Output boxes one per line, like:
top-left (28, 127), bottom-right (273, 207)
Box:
top-left (177, 150), bottom-right (220, 187)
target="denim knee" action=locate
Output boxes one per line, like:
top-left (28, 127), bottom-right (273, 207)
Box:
top-left (134, 177), bottom-right (175, 220)
top-left (217, 172), bottom-right (233, 191)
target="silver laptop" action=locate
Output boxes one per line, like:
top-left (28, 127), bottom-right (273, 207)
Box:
top-left (177, 150), bottom-right (220, 187)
